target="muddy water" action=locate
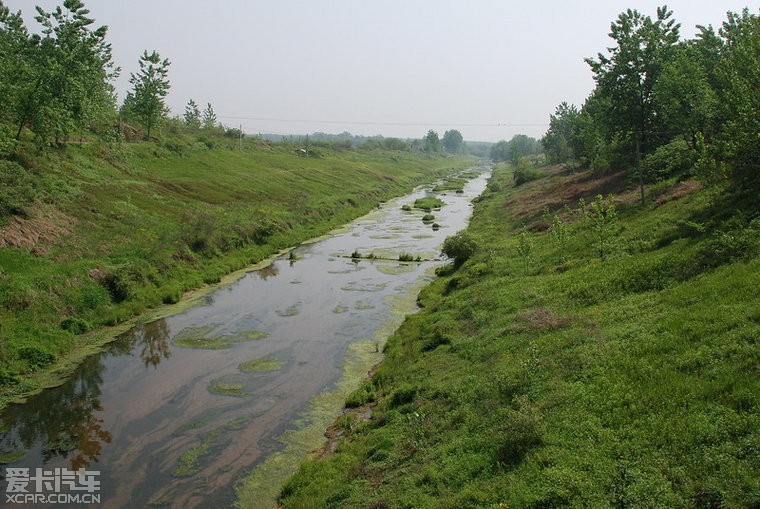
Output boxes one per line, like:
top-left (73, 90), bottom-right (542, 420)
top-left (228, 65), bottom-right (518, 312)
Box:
top-left (0, 167), bottom-right (490, 508)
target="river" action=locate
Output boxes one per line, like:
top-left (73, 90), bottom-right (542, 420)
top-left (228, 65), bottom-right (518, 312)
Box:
top-left (0, 165), bottom-right (490, 508)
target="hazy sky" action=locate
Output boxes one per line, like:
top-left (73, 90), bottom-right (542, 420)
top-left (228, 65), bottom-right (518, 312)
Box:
top-left (7, 0), bottom-right (758, 141)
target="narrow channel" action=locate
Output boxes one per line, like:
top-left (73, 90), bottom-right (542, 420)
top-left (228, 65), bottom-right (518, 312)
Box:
top-left (0, 166), bottom-right (491, 508)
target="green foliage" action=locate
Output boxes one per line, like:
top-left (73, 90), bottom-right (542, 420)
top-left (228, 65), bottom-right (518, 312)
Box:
top-left (441, 231), bottom-right (477, 267)
top-left (542, 102), bottom-right (579, 163)
top-left (549, 7), bottom-right (760, 197)
top-left (123, 50), bottom-right (171, 139)
top-left (412, 197), bottom-right (444, 211)
top-left (515, 231), bottom-right (533, 275)
top-left (59, 316), bottom-right (91, 335)
top-left (585, 194), bottom-right (618, 260)
top-left (201, 102), bottom-right (217, 130)
top-left (490, 135), bottom-right (541, 163)
top-left (513, 159), bottom-right (542, 186)
top-left (544, 207), bottom-right (569, 263)
top-left (345, 380), bottom-right (376, 408)
top-left (183, 98), bottom-right (200, 128)
top-left (423, 130), bottom-right (441, 153)
top-left (0, 0), bottom-right (118, 143)
top-left (16, 346), bottom-right (55, 371)
top-left (441, 129), bottom-right (464, 154)
top-left (642, 137), bottom-right (697, 181)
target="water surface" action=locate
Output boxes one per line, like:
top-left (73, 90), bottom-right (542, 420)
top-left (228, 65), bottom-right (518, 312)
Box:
top-left (0, 166), bottom-right (490, 508)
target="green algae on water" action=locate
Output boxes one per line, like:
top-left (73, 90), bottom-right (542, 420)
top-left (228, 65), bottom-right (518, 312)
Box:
top-left (172, 325), bottom-right (268, 349)
top-left (238, 357), bottom-right (284, 373)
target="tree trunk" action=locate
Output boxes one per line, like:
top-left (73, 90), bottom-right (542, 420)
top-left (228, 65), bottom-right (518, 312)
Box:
top-left (635, 132), bottom-right (645, 204)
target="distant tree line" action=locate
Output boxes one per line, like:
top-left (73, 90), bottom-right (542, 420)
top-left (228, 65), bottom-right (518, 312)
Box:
top-left (542, 7), bottom-right (760, 196)
top-left (489, 134), bottom-right (542, 163)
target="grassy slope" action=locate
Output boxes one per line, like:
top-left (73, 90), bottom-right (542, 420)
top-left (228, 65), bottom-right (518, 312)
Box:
top-left (279, 164), bottom-right (759, 508)
top-left (0, 136), bottom-right (474, 404)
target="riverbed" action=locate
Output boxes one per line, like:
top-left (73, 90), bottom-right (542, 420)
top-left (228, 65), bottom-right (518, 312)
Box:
top-left (0, 166), bottom-right (490, 508)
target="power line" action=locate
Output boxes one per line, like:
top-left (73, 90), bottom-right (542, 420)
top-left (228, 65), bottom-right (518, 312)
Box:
top-left (216, 115), bottom-right (548, 128)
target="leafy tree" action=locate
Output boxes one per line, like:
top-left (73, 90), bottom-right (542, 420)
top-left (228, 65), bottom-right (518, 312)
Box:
top-left (542, 102), bottom-right (579, 164)
top-left (508, 134), bottom-right (540, 164)
top-left (586, 7), bottom-right (680, 203)
top-left (442, 129), bottom-right (464, 154)
top-left (183, 99), bottom-right (200, 129)
top-left (201, 103), bottom-right (217, 130)
top-left (1, 0), bottom-right (117, 143)
top-left (0, 3), bottom-right (31, 135)
top-left (516, 231), bottom-right (534, 275)
top-left (714, 9), bottom-right (760, 190)
top-left (124, 50), bottom-right (170, 140)
top-left (423, 130), bottom-right (441, 153)
top-left (489, 140), bottom-right (511, 162)
top-left (441, 231), bottom-right (477, 267)
top-left (585, 194), bottom-right (617, 260)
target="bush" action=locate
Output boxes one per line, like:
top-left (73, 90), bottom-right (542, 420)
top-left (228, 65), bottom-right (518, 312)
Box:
top-left (60, 316), bottom-right (92, 335)
top-left (441, 232), bottom-right (478, 267)
top-left (16, 346), bottom-right (55, 371)
top-left (389, 384), bottom-right (417, 407)
top-left (642, 138), bottom-right (697, 181)
top-left (101, 267), bottom-right (135, 303)
top-left (345, 380), bottom-right (376, 408)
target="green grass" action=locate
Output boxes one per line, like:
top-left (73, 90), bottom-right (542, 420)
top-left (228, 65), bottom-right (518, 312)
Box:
top-left (277, 163), bottom-right (760, 508)
top-left (0, 134), bottom-right (474, 406)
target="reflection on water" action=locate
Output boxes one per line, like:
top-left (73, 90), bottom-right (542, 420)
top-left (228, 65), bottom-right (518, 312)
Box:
top-left (0, 167), bottom-right (491, 508)
top-left (0, 321), bottom-right (172, 472)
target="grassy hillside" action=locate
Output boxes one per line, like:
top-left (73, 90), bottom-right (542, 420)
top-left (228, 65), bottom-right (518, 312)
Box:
top-left (0, 135), bottom-right (474, 405)
top-left (278, 164), bottom-right (759, 508)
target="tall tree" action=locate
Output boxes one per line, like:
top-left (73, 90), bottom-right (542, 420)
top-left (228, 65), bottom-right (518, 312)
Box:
top-left (586, 6), bottom-right (680, 203)
top-left (423, 130), bottom-right (441, 153)
top-left (125, 50), bottom-right (170, 140)
top-left (1, 0), bottom-right (117, 143)
top-left (714, 9), bottom-right (760, 190)
top-left (201, 103), bottom-right (217, 130)
top-left (183, 99), bottom-right (200, 129)
top-left (0, 3), bottom-right (31, 135)
top-left (442, 129), bottom-right (464, 154)
top-left (542, 102), bottom-right (579, 163)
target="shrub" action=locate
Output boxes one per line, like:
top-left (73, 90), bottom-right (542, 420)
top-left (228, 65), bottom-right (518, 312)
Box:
top-left (513, 161), bottom-right (542, 186)
top-left (345, 380), bottom-right (376, 408)
top-left (389, 384), bottom-right (417, 407)
top-left (60, 316), bottom-right (92, 335)
top-left (17, 346), bottom-right (56, 371)
top-left (642, 138), bottom-right (697, 181)
top-left (441, 232), bottom-right (478, 267)
top-left (422, 214), bottom-right (435, 223)
top-left (101, 267), bottom-right (135, 303)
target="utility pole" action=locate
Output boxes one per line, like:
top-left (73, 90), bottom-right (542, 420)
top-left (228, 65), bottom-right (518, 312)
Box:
top-left (305, 134), bottom-right (309, 158)
top-left (239, 123), bottom-right (243, 151)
